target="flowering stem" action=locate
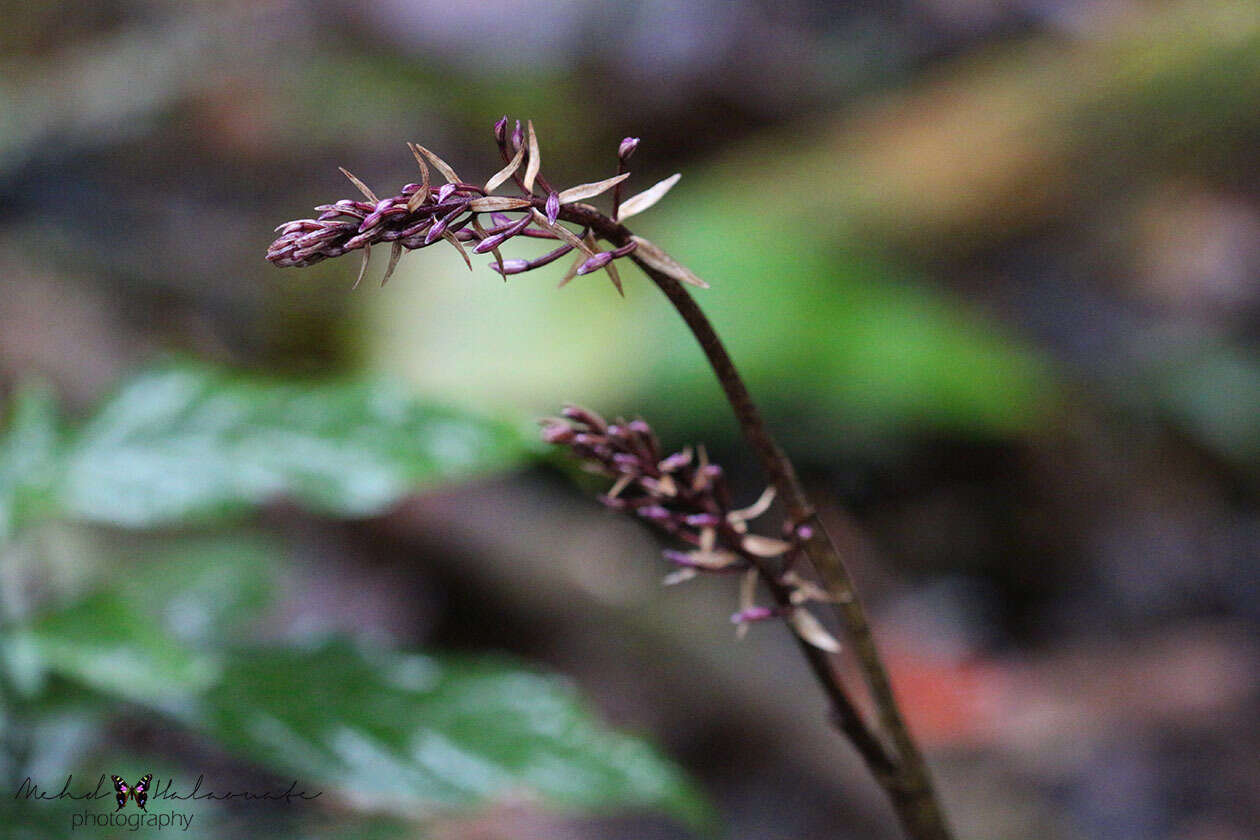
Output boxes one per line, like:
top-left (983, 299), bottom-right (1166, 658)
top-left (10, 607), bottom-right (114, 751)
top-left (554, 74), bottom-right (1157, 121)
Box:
top-left (554, 200), bottom-right (954, 840)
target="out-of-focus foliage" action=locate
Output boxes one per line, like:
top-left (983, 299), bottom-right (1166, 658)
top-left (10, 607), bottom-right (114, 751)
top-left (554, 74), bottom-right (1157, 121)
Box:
top-left (0, 373), bottom-right (707, 837)
top-left (2, 361), bottom-right (537, 532)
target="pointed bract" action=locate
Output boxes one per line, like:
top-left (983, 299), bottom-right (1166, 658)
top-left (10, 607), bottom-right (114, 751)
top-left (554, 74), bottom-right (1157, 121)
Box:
top-left (557, 172), bottom-right (632, 205)
top-left (523, 120), bottom-right (541, 193)
top-left (440, 230), bottom-right (472, 270)
top-left (381, 241), bottom-right (404, 286)
top-left (789, 609), bottom-right (842, 653)
top-left (412, 143), bottom-right (460, 184)
top-left (616, 173), bottom-right (680, 221)
top-left (484, 144), bottom-right (525, 192)
top-left (467, 196), bottom-right (532, 212)
top-left (630, 235), bottom-right (710, 289)
top-left (406, 145), bottom-right (431, 211)
top-left (353, 244), bottom-right (371, 289)
top-left (339, 167), bottom-right (379, 203)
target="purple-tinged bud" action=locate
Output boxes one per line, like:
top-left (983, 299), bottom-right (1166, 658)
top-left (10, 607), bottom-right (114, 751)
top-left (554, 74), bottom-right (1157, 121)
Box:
top-left (599, 494), bottom-right (629, 510)
top-left (796, 525), bottom-right (815, 541)
top-left (612, 453), bottom-right (640, 471)
top-left (637, 505), bottom-right (672, 522)
top-left (511, 120), bottom-right (524, 150)
top-left (540, 423), bottom-right (575, 444)
top-left (545, 191), bottom-right (560, 225)
top-left (436, 183), bottom-right (457, 202)
top-left (627, 419), bottom-right (651, 436)
top-left (731, 606), bottom-right (778, 624)
top-left (610, 240), bottom-right (639, 258)
top-left (606, 424), bottom-right (627, 440)
top-left (618, 137), bottom-right (640, 161)
top-left (473, 214), bottom-right (531, 254)
top-left (571, 432), bottom-right (601, 447)
top-left (490, 259), bottom-right (530, 274)
top-left (658, 451), bottom-right (692, 473)
top-left (359, 198), bottom-right (395, 232)
top-left (684, 513), bottom-right (721, 528)
top-left (575, 251), bottom-right (614, 276)
top-left (494, 116), bottom-right (508, 143)
top-left (662, 549), bottom-right (698, 567)
top-left (561, 405), bottom-right (608, 432)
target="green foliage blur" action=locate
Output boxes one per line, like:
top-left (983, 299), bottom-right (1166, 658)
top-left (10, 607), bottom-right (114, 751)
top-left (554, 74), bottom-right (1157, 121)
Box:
top-left (1, 363), bottom-right (707, 838)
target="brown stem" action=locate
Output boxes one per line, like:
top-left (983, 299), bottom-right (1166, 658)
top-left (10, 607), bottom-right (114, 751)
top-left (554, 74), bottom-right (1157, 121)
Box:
top-left (555, 201), bottom-right (955, 840)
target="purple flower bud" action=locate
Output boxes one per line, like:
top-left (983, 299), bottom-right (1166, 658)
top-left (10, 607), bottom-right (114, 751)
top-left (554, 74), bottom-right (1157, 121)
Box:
top-left (637, 505), bottom-right (673, 522)
top-left (545, 191), bottom-right (560, 225)
top-left (494, 116), bottom-right (508, 143)
top-left (612, 453), bottom-right (640, 471)
top-left (561, 405), bottom-right (608, 432)
top-left (731, 606), bottom-right (777, 624)
top-left (575, 251), bottom-right (614, 276)
top-left (436, 183), bottom-right (457, 203)
top-left (359, 198), bottom-right (395, 233)
top-left (684, 513), bottom-right (721, 528)
top-left (662, 549), bottom-right (696, 567)
top-left (490, 259), bottom-right (530, 274)
top-left (796, 525), bottom-right (815, 541)
top-left (473, 214), bottom-right (531, 254)
top-left (424, 221), bottom-right (446, 245)
top-left (571, 432), bottom-right (601, 447)
top-left (618, 137), bottom-right (640, 160)
top-left (540, 423), bottom-right (575, 444)
top-left (658, 451), bottom-right (692, 473)
top-left (511, 120), bottom-right (524, 150)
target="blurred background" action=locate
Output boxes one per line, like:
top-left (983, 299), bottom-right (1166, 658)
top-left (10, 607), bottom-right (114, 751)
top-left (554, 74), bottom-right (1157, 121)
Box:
top-left (2, 0), bottom-right (1258, 838)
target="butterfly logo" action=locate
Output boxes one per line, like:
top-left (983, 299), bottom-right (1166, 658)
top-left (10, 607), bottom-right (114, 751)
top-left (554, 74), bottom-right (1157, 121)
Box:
top-left (110, 774), bottom-right (152, 812)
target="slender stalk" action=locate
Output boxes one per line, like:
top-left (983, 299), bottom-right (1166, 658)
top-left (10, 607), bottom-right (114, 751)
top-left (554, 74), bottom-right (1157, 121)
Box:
top-left (556, 201), bottom-right (955, 840)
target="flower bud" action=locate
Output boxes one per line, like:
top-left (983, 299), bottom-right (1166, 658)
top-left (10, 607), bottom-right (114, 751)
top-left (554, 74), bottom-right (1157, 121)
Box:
top-left (540, 422), bottom-right (575, 444)
top-left (575, 251), bottom-right (614, 276)
top-left (489, 259), bottom-right (530, 274)
top-left (618, 137), bottom-right (640, 161)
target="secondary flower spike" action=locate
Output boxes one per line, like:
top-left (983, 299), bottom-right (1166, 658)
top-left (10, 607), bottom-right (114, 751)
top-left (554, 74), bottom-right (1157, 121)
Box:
top-left (542, 408), bottom-right (840, 650)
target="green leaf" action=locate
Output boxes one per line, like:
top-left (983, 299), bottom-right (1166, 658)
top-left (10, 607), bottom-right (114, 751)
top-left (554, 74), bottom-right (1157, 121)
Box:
top-left (199, 639), bottom-right (709, 829)
top-left (110, 533), bottom-right (281, 647)
top-left (11, 592), bottom-right (220, 704)
top-left (57, 362), bottom-right (534, 527)
top-left (0, 382), bottom-right (62, 541)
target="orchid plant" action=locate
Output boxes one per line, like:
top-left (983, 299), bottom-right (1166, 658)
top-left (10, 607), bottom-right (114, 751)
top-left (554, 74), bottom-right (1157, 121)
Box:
top-left (268, 117), bottom-right (955, 840)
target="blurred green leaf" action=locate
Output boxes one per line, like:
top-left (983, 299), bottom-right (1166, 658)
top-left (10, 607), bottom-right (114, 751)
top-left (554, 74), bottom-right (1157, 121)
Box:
top-left (0, 383), bottom-right (62, 541)
top-left (12, 592), bottom-right (220, 705)
top-left (111, 534), bottom-right (281, 648)
top-left (637, 199), bottom-right (1052, 442)
top-left (200, 639), bottom-right (709, 829)
top-left (52, 361), bottom-right (535, 528)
